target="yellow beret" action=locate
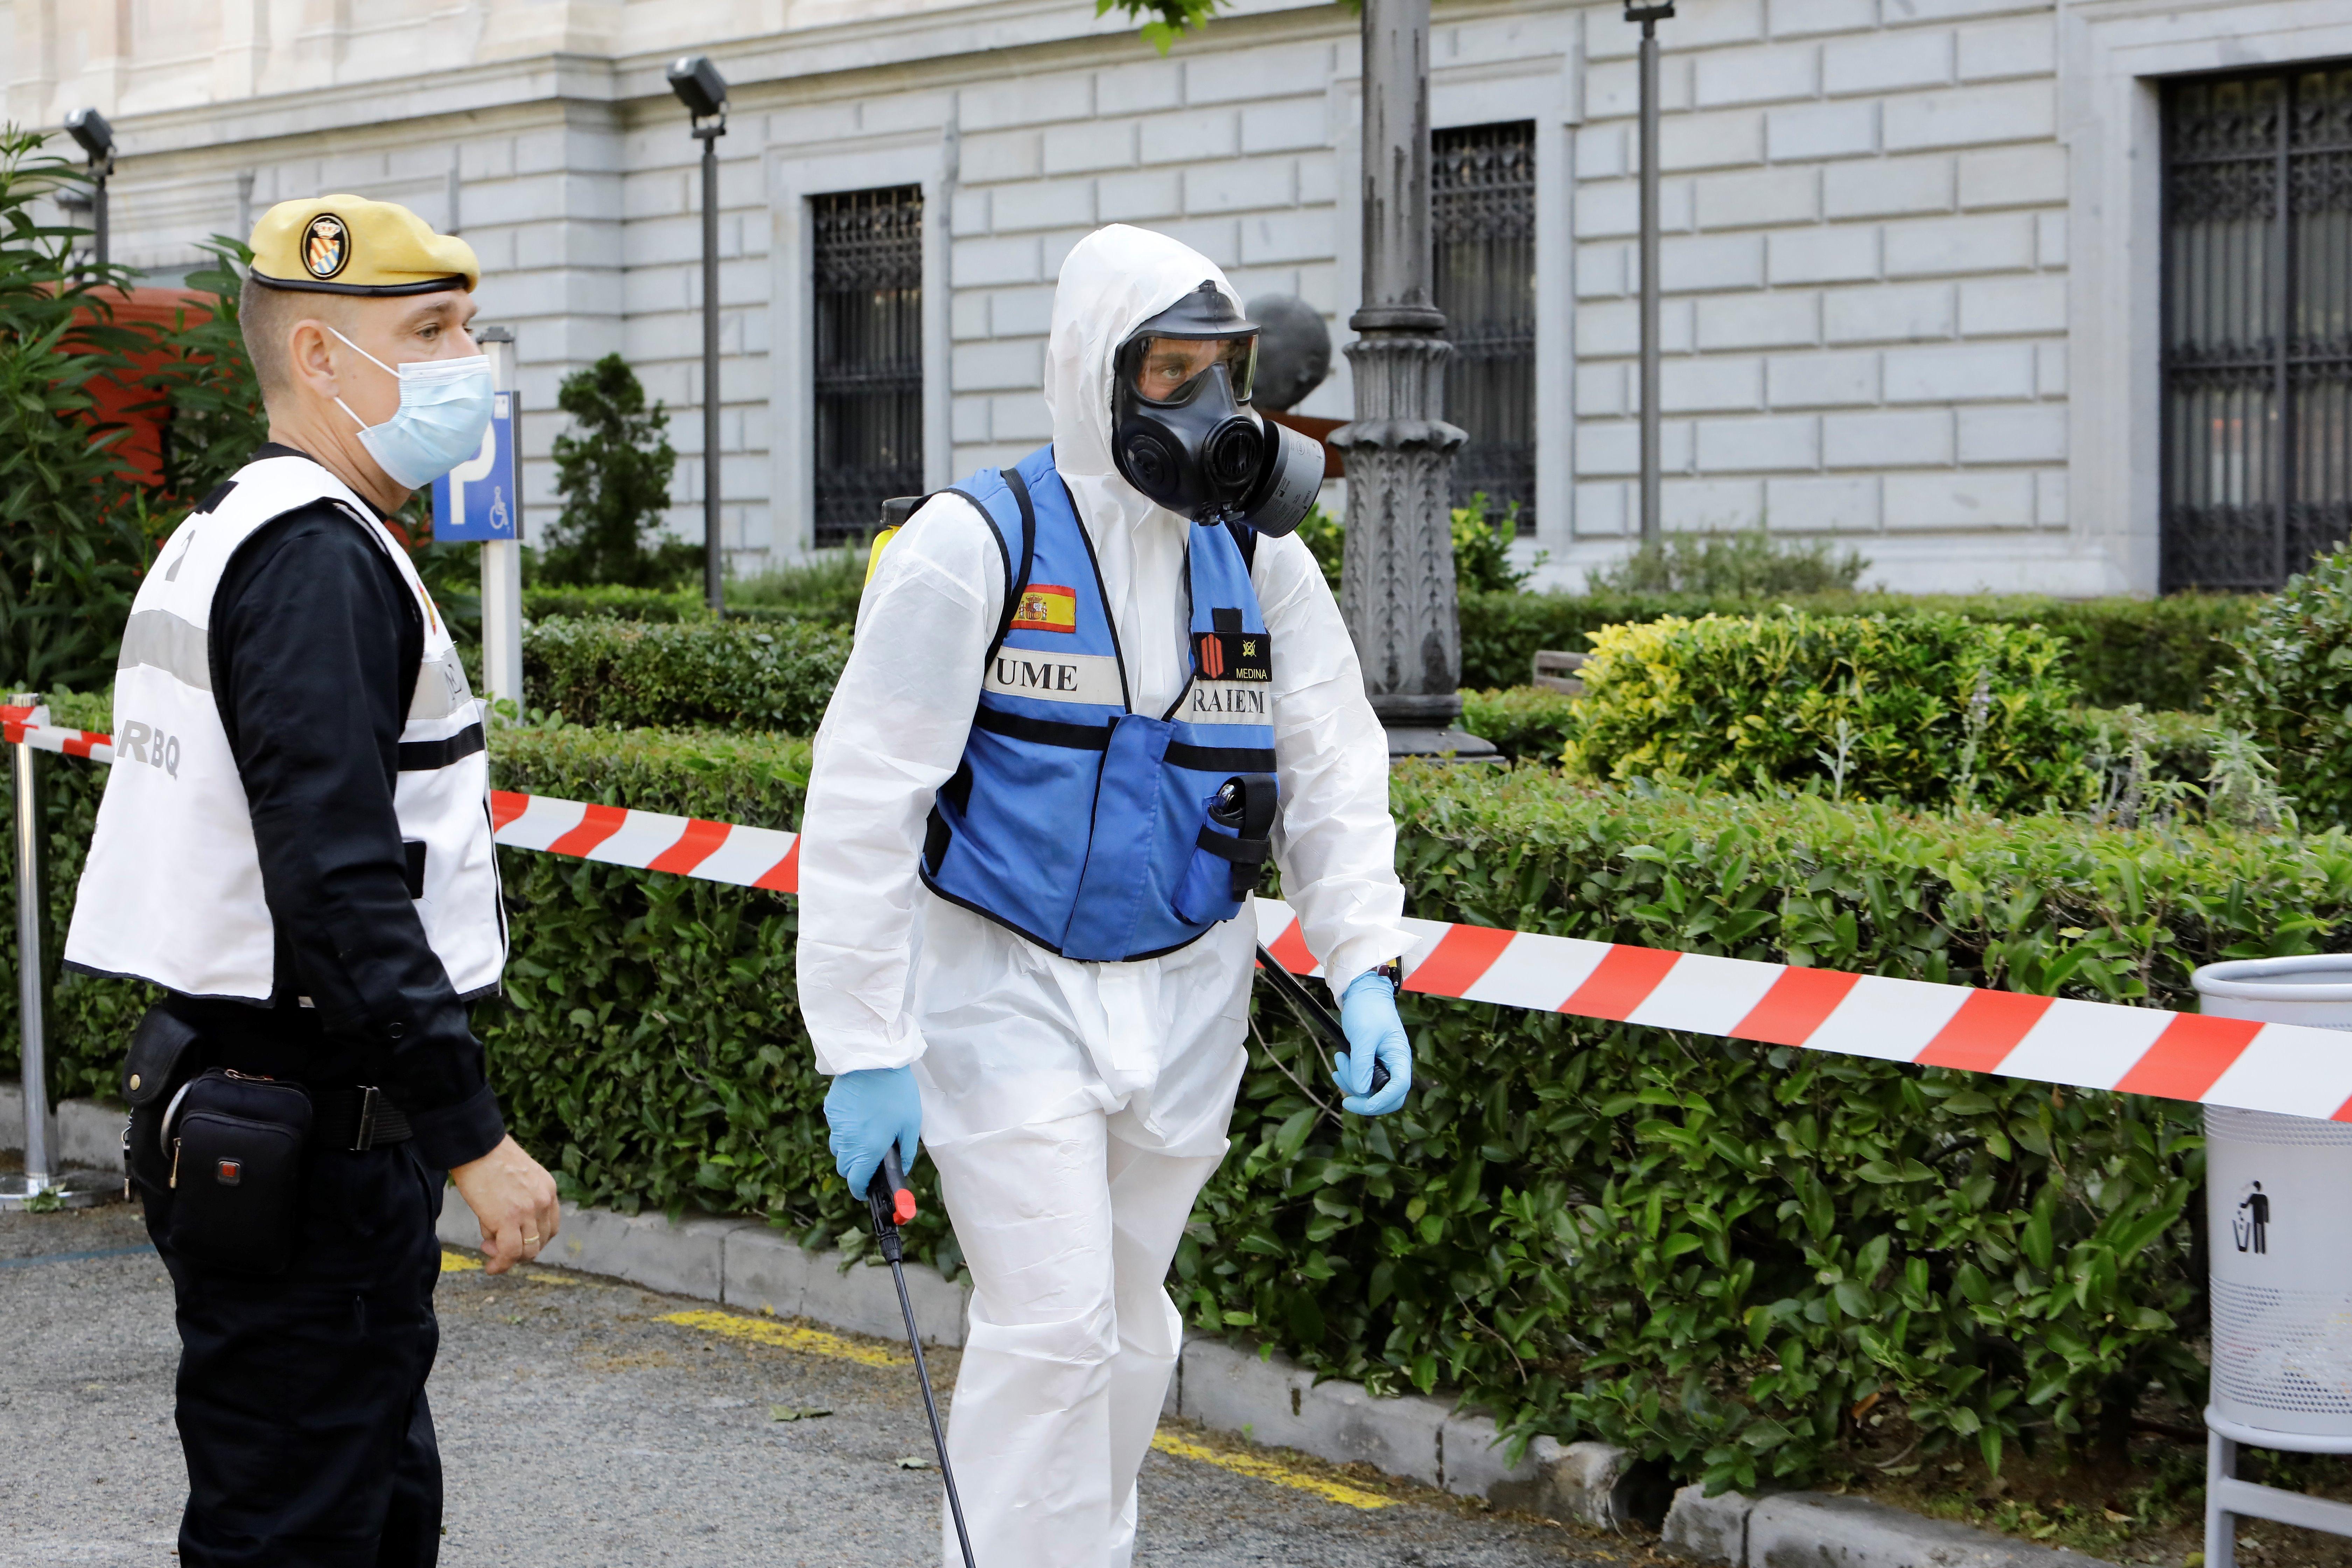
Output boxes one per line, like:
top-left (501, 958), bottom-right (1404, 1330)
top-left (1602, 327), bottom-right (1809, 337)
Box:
top-left (248, 195), bottom-right (479, 297)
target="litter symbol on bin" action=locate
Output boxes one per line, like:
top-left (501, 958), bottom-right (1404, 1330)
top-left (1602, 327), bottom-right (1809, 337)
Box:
top-left (2233, 1180), bottom-right (2270, 1255)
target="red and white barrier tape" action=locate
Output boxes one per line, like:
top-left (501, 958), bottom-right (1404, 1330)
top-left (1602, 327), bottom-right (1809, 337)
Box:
top-left (13, 713), bottom-right (2348, 1121)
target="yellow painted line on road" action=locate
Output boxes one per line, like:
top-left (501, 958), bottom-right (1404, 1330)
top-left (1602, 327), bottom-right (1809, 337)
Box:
top-left (1150, 1431), bottom-right (1394, 1510)
top-left (657, 1309), bottom-right (909, 1368)
top-left (440, 1250), bottom-right (481, 1273)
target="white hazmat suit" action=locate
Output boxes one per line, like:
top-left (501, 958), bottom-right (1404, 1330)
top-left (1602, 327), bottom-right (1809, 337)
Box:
top-left (796, 224), bottom-right (1412, 1568)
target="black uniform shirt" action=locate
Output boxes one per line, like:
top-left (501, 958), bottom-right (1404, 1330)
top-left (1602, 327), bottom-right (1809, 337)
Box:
top-left (164, 443), bottom-right (505, 1171)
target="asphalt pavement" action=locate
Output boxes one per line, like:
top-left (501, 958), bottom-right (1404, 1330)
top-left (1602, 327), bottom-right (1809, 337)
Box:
top-left (0, 1198), bottom-right (1647, 1568)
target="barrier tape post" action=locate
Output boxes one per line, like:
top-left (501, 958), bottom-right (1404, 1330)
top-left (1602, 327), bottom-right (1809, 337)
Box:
top-left (1, 698), bottom-right (109, 1209)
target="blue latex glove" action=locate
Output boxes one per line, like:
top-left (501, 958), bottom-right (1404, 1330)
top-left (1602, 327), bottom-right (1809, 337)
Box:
top-left (823, 1066), bottom-right (923, 1197)
top-left (1334, 970), bottom-right (1412, 1116)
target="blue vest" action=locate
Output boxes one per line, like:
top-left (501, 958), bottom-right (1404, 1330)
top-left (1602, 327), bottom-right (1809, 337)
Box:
top-left (921, 446), bottom-right (1279, 962)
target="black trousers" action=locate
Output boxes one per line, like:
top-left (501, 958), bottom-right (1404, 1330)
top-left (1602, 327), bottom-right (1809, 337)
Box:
top-left (145, 1137), bottom-right (447, 1568)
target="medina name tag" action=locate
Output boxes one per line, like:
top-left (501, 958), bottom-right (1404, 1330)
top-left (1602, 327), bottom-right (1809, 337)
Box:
top-left (1194, 631), bottom-right (1272, 683)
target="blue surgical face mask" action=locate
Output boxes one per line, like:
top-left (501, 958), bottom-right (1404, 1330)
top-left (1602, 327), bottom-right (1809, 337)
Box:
top-left (330, 327), bottom-right (495, 490)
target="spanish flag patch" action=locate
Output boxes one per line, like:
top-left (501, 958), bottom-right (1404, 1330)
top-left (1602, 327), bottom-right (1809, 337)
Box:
top-left (1011, 584), bottom-right (1079, 633)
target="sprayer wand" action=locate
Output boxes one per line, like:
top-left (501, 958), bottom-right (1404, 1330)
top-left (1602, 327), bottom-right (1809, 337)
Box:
top-left (866, 1147), bottom-right (977, 1568)
top-left (1253, 944), bottom-right (1390, 1097)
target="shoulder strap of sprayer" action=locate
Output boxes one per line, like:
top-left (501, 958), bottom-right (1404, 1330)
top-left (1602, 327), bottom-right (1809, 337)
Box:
top-left (989, 466), bottom-right (1041, 665)
top-left (1223, 514), bottom-right (1258, 574)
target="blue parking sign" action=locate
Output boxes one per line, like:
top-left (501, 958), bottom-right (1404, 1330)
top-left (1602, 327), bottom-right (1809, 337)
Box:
top-left (432, 391), bottom-right (517, 541)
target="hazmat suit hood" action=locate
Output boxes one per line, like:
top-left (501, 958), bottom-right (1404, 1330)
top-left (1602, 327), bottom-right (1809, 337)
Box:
top-left (1045, 225), bottom-right (1247, 504)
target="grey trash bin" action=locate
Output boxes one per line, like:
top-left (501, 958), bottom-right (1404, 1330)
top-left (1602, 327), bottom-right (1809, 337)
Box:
top-left (2191, 957), bottom-right (2352, 1568)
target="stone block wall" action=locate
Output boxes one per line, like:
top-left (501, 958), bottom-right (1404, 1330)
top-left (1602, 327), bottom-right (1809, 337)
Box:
top-left (55, 0), bottom-right (2109, 589)
top-left (1567, 0), bottom-right (2073, 589)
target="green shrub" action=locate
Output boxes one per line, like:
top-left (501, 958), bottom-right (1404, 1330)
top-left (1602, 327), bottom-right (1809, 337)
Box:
top-left (1561, 612), bottom-right (2092, 813)
top-left (0, 130), bottom-right (152, 693)
top-left (521, 616), bottom-right (849, 733)
top-left (1451, 493), bottom-right (1536, 594)
top-left (1295, 497), bottom-right (1536, 597)
top-left (20, 723), bottom-right (2350, 1492)
top-left (535, 353), bottom-right (699, 589)
top-left (135, 237), bottom-right (268, 506)
top-left (724, 549), bottom-right (867, 627)
top-left (1588, 528), bottom-right (1870, 596)
top-left (2211, 551), bottom-right (2352, 825)
top-left (522, 584), bottom-right (707, 623)
top-left (1458, 685), bottom-right (1577, 761)
top-left (1460, 590), bottom-right (2260, 711)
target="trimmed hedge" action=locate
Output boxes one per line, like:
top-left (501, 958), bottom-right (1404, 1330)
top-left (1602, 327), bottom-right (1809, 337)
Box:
top-left (522, 616), bottom-right (849, 733)
top-left (2212, 551), bottom-right (2352, 826)
top-left (18, 724), bottom-right (2345, 1492)
top-left (1561, 612), bottom-right (2092, 813)
top-left (1460, 589), bottom-right (2258, 711)
top-left (521, 584), bottom-right (705, 622)
top-left (1459, 685), bottom-right (1577, 762)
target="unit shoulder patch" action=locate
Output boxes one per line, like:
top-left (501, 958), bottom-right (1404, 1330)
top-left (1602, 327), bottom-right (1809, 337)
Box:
top-left (1194, 630), bottom-right (1272, 682)
top-left (1011, 583), bottom-right (1079, 633)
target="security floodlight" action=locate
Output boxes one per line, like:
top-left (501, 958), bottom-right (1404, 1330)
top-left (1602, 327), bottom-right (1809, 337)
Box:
top-left (667, 56), bottom-right (728, 121)
top-left (62, 107), bottom-right (114, 271)
top-left (64, 107), bottom-right (114, 166)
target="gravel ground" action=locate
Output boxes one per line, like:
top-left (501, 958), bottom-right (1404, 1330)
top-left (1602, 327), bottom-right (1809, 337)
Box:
top-left (0, 1200), bottom-right (1646, 1568)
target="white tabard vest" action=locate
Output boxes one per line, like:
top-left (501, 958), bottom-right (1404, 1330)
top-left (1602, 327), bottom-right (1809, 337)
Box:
top-left (65, 453), bottom-right (505, 1003)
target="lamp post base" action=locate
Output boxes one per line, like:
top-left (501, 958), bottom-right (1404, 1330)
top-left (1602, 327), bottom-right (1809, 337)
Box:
top-left (0, 1169), bottom-right (117, 1211)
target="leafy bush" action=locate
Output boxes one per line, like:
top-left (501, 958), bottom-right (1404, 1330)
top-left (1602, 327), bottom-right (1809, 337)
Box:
top-left (1225, 766), bottom-right (2346, 1491)
top-left (1295, 497), bottom-right (1535, 596)
top-left (0, 130), bottom-right (151, 693)
top-left (1451, 493), bottom-right (1536, 594)
top-left (1561, 612), bottom-right (2092, 813)
top-left (136, 238), bottom-right (268, 506)
top-left (1461, 590), bottom-right (2257, 712)
top-left (1458, 686), bottom-right (1577, 761)
top-left (1589, 528), bottom-right (1870, 596)
top-left (722, 548), bottom-right (867, 626)
top-left (20, 722), bottom-right (2349, 1492)
top-left (522, 584), bottom-right (707, 623)
top-left (535, 353), bottom-right (700, 589)
top-left (2211, 550), bottom-right (2352, 826)
top-left (522, 616), bottom-right (849, 733)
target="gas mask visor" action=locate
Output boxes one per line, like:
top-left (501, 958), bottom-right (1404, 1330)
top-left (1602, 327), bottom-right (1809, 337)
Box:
top-left (1111, 284), bottom-right (1321, 537)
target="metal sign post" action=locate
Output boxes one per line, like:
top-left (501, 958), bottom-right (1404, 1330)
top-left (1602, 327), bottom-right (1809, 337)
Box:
top-left (2, 698), bottom-right (109, 1210)
top-left (433, 326), bottom-right (524, 712)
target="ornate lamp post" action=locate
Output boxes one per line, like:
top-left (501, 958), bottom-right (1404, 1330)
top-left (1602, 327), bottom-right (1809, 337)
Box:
top-left (1332, 0), bottom-right (1493, 758)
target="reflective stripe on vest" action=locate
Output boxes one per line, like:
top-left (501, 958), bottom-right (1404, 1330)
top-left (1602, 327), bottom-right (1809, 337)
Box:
top-left (64, 454), bottom-right (506, 1003)
top-left (920, 445), bottom-right (1278, 963)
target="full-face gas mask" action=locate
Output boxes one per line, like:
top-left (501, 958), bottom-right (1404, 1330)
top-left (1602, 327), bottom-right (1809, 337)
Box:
top-left (1110, 284), bottom-right (1322, 537)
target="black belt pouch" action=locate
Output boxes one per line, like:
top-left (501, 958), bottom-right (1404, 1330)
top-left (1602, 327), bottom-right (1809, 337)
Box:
top-left (163, 1069), bottom-right (314, 1275)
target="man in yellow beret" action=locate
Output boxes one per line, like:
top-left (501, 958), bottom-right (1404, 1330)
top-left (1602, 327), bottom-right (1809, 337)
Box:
top-left (68, 194), bottom-right (559, 1567)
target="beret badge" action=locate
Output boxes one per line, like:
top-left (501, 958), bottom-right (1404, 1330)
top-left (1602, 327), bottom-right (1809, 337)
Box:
top-left (302, 214), bottom-right (350, 280)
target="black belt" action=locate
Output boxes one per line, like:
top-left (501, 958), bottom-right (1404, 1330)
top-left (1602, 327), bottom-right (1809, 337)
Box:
top-left (308, 1087), bottom-right (413, 1151)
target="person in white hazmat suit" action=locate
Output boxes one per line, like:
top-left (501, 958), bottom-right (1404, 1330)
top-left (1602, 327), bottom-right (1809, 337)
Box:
top-left (795, 223), bottom-right (1418, 1566)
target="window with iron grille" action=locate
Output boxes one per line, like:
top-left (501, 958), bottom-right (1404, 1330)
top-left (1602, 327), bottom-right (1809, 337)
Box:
top-left (2161, 65), bottom-right (2352, 592)
top-left (812, 186), bottom-right (924, 547)
top-left (1433, 120), bottom-right (1537, 537)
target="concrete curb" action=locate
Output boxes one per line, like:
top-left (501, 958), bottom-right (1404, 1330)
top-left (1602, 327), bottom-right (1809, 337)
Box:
top-left (0, 1086), bottom-right (124, 1171)
top-left (1662, 1485), bottom-right (2125, 1568)
top-left (434, 1183), bottom-right (1639, 1519)
top-left (5, 1093), bottom-right (2126, 1567)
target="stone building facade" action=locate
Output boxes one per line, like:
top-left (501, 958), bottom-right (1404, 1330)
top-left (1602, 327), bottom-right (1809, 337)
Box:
top-left (12, 0), bottom-right (2350, 595)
